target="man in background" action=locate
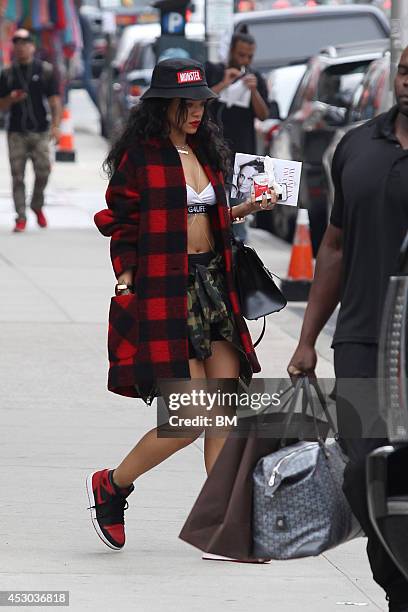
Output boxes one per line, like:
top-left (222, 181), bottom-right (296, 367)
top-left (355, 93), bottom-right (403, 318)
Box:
top-left (205, 29), bottom-right (269, 241)
top-left (0, 29), bottom-right (61, 233)
top-left (205, 29), bottom-right (269, 155)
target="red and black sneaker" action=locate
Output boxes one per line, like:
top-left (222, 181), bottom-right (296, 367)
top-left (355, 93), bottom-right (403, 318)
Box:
top-left (86, 469), bottom-right (134, 550)
top-left (33, 209), bottom-right (47, 228)
top-left (13, 219), bottom-right (26, 233)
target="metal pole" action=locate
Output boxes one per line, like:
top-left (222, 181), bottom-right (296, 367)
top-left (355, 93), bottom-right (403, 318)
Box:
top-left (390, 0), bottom-right (408, 102)
top-left (105, 31), bottom-right (114, 139)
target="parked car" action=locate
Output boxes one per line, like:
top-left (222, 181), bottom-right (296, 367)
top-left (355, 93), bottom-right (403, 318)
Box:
top-left (255, 63), bottom-right (308, 154)
top-left (236, 3), bottom-right (389, 159)
top-left (229, 4), bottom-right (389, 74)
top-left (267, 39), bottom-right (389, 253)
top-left (226, 5), bottom-right (390, 239)
top-left (322, 52), bottom-right (390, 219)
top-left (367, 232), bottom-right (408, 584)
top-left (98, 22), bottom-right (205, 140)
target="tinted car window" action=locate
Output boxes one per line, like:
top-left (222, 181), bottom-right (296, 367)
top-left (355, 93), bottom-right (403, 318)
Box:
top-left (348, 58), bottom-right (389, 121)
top-left (317, 61), bottom-right (371, 107)
top-left (124, 43), bottom-right (142, 71)
top-left (240, 16), bottom-right (388, 67)
top-left (289, 59), bottom-right (321, 113)
top-left (141, 44), bottom-right (156, 69)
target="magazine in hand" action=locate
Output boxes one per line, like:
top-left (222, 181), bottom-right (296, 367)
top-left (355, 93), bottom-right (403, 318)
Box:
top-left (231, 153), bottom-right (302, 207)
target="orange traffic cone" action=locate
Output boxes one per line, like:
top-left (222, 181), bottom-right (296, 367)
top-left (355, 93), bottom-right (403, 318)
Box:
top-left (281, 208), bottom-right (314, 301)
top-left (55, 107), bottom-right (76, 162)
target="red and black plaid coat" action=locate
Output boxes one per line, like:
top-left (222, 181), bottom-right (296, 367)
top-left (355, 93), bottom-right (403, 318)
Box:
top-left (94, 136), bottom-right (261, 400)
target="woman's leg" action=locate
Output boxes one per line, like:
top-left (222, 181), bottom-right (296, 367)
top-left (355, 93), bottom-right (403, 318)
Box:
top-left (112, 357), bottom-right (207, 488)
top-left (203, 341), bottom-right (240, 474)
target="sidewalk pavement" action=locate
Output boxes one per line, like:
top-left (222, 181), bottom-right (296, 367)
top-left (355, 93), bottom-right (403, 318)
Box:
top-left (0, 92), bottom-right (388, 612)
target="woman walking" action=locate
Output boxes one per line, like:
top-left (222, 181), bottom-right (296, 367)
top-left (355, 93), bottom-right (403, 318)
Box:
top-left (87, 58), bottom-right (276, 553)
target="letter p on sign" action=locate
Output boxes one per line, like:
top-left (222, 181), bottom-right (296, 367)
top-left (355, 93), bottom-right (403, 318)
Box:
top-left (164, 11), bottom-right (185, 34)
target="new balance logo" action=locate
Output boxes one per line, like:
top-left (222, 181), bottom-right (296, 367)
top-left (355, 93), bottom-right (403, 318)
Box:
top-left (177, 70), bottom-right (202, 84)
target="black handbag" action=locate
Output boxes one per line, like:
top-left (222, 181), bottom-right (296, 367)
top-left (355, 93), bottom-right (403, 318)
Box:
top-left (231, 235), bottom-right (287, 346)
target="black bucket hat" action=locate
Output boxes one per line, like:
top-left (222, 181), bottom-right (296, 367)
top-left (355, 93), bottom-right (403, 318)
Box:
top-left (141, 58), bottom-right (217, 101)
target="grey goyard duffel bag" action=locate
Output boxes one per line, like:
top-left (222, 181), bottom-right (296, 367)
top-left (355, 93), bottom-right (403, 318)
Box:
top-left (252, 378), bottom-right (363, 560)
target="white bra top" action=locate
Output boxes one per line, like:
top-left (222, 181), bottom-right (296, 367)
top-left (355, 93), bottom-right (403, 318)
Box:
top-left (186, 182), bottom-right (216, 206)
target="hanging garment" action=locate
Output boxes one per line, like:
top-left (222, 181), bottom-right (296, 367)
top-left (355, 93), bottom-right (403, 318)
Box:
top-left (4, 0), bottom-right (18, 22)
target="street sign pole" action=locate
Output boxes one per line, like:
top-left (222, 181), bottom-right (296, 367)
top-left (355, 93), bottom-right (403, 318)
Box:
top-left (205, 0), bottom-right (234, 62)
top-left (390, 0), bottom-right (408, 102)
top-left (101, 11), bottom-right (116, 139)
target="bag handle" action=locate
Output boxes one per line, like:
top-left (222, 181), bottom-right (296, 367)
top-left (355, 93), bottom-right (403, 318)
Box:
top-left (255, 378), bottom-right (304, 443)
top-left (253, 317), bottom-right (266, 348)
top-left (302, 377), bottom-right (338, 446)
top-left (281, 376), bottom-right (338, 447)
top-left (280, 377), bottom-right (307, 447)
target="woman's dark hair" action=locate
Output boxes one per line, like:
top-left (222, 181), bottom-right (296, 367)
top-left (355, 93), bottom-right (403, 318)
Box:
top-left (103, 98), bottom-right (231, 179)
top-left (239, 159), bottom-right (264, 174)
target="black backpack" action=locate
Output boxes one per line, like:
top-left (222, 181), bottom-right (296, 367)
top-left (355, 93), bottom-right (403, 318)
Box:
top-left (3, 60), bottom-right (54, 93)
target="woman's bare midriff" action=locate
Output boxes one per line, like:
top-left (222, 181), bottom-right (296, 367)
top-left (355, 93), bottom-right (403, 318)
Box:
top-left (187, 212), bottom-right (216, 254)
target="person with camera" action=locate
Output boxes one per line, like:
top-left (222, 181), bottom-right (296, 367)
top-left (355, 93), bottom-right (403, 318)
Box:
top-left (205, 29), bottom-right (269, 242)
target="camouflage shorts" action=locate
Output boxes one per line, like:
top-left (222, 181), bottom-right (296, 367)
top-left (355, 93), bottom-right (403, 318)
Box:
top-left (187, 251), bottom-right (252, 383)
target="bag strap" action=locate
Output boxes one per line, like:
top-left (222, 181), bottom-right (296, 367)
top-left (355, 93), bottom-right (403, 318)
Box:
top-left (302, 377), bottom-right (338, 441)
top-left (231, 234), bottom-right (267, 348)
top-left (253, 317), bottom-right (266, 348)
top-left (280, 377), bottom-right (306, 447)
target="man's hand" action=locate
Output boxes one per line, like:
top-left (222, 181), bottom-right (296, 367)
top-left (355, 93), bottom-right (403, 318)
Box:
top-left (287, 344), bottom-right (317, 378)
top-left (222, 67), bottom-right (242, 87)
top-left (243, 74), bottom-right (258, 92)
top-left (10, 89), bottom-right (27, 103)
top-left (50, 125), bottom-right (60, 143)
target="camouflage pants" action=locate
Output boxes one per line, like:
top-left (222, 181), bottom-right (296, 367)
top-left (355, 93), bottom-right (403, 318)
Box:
top-left (8, 131), bottom-right (51, 221)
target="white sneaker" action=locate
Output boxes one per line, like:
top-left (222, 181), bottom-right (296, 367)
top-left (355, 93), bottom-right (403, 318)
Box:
top-left (202, 552), bottom-right (271, 563)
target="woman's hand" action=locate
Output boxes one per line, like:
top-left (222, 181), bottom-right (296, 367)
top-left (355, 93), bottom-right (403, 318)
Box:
top-left (246, 188), bottom-right (278, 213)
top-left (230, 188), bottom-right (278, 223)
top-left (115, 269), bottom-right (135, 295)
top-left (118, 270), bottom-right (133, 286)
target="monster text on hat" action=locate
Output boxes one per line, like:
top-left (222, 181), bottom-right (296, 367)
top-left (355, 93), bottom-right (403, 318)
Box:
top-left (177, 70), bottom-right (203, 84)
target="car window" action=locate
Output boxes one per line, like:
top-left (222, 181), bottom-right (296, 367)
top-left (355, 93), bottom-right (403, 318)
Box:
top-left (317, 61), bottom-right (371, 108)
top-left (267, 64), bottom-right (307, 119)
top-left (350, 58), bottom-right (390, 121)
top-left (141, 44), bottom-right (156, 70)
top-left (124, 43), bottom-right (142, 71)
top-left (237, 15), bottom-right (388, 68)
top-left (289, 59), bottom-right (321, 114)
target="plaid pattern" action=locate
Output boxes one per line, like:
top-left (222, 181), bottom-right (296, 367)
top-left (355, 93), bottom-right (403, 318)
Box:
top-left (94, 136), bottom-right (261, 400)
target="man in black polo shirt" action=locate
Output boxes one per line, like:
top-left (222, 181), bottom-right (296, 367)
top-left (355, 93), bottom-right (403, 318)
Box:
top-left (0, 29), bottom-right (61, 233)
top-left (288, 48), bottom-right (408, 610)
